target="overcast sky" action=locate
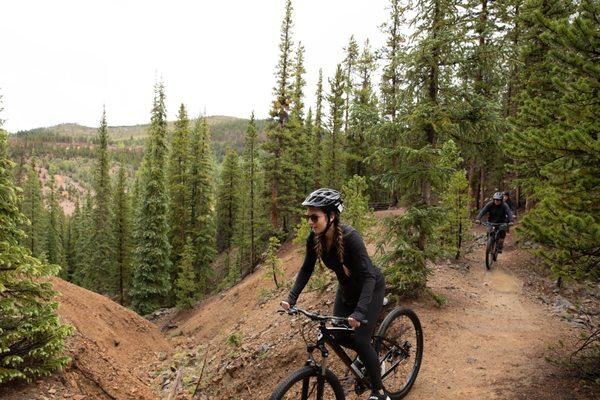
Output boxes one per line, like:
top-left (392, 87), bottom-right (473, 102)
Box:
top-left (1, 0), bottom-right (390, 132)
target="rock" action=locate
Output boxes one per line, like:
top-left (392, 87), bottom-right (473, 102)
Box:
top-left (48, 388), bottom-right (56, 394)
top-left (538, 295), bottom-right (551, 305)
top-left (554, 296), bottom-right (574, 311)
top-left (568, 320), bottom-right (587, 329)
top-left (158, 352), bottom-right (167, 361)
top-left (260, 343), bottom-right (271, 353)
top-left (467, 357), bottom-right (477, 364)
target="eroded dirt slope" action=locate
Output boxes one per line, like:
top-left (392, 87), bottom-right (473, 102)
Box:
top-left (0, 278), bottom-right (172, 400)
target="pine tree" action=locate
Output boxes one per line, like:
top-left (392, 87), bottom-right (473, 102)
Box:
top-left (90, 108), bottom-right (114, 293)
top-left (188, 116), bottom-right (216, 298)
top-left (168, 104), bottom-right (190, 273)
top-left (322, 64), bottom-right (346, 189)
top-left (0, 128), bottom-right (73, 384)
top-left (113, 163), bottom-right (132, 305)
top-left (341, 175), bottom-right (374, 235)
top-left (376, 0), bottom-right (463, 296)
top-left (505, 0), bottom-right (598, 282)
top-left (45, 175), bottom-right (66, 269)
top-left (263, 236), bottom-right (284, 289)
top-left (312, 69), bottom-right (325, 188)
top-left (175, 237), bottom-right (197, 309)
top-left (343, 35), bottom-right (359, 133)
top-left (131, 82), bottom-right (172, 314)
top-left (216, 147), bottom-right (241, 254)
top-left (236, 113), bottom-right (265, 276)
top-left (20, 158), bottom-right (46, 258)
top-left (347, 40), bottom-right (380, 180)
top-left (377, 0), bottom-right (408, 206)
top-left (264, 0), bottom-right (295, 231)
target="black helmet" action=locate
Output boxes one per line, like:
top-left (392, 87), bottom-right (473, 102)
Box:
top-left (493, 192), bottom-right (503, 200)
top-left (302, 188), bottom-right (344, 214)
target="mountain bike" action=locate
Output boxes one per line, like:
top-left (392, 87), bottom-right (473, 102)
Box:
top-left (269, 305), bottom-right (423, 400)
top-left (481, 222), bottom-right (509, 270)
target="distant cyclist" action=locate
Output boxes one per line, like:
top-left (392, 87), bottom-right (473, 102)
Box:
top-left (503, 191), bottom-right (516, 216)
top-left (475, 191), bottom-right (515, 253)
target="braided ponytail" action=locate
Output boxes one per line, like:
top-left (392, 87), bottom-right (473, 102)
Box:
top-left (334, 218), bottom-right (350, 277)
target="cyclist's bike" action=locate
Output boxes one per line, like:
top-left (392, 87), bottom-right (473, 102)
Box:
top-left (481, 222), bottom-right (509, 270)
top-left (269, 305), bottom-right (423, 400)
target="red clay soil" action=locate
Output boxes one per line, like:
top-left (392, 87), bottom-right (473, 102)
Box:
top-left (161, 211), bottom-right (597, 400)
top-left (0, 278), bottom-right (172, 400)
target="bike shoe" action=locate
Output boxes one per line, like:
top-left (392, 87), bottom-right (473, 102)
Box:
top-left (368, 392), bottom-right (391, 400)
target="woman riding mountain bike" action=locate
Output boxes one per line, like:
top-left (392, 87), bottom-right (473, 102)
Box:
top-left (281, 188), bottom-right (390, 400)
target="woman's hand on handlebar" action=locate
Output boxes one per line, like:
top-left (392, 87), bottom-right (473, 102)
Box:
top-left (347, 317), bottom-right (361, 329)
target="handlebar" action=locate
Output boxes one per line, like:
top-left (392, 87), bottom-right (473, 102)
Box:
top-left (480, 221), bottom-right (513, 226)
top-left (278, 306), bottom-right (368, 326)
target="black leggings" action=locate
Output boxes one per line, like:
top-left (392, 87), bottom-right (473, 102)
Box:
top-left (333, 282), bottom-right (386, 391)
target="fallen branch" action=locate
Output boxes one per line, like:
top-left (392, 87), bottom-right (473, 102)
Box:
top-left (72, 360), bottom-right (117, 400)
top-left (192, 345), bottom-right (211, 399)
top-left (168, 368), bottom-right (184, 400)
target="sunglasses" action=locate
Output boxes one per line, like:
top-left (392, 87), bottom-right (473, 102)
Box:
top-left (304, 214), bottom-right (321, 223)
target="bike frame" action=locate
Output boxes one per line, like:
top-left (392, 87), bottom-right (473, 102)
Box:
top-left (305, 323), bottom-right (371, 388)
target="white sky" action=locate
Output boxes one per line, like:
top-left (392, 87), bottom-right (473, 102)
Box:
top-left (1, 0), bottom-right (389, 132)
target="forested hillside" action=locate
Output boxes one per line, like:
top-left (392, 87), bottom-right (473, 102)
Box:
top-left (1, 0), bottom-right (597, 394)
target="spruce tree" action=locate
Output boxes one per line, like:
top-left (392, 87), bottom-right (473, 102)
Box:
top-left (343, 35), bottom-right (359, 133)
top-left (263, 0), bottom-right (295, 231)
top-left (45, 176), bottom-right (66, 269)
top-left (236, 113), bottom-right (265, 276)
top-left (168, 104), bottom-right (190, 272)
top-left (90, 108), bottom-right (114, 293)
top-left (0, 128), bottom-right (73, 384)
top-left (175, 237), bottom-right (197, 309)
top-left (188, 116), bottom-right (216, 298)
top-left (312, 69), bottom-right (325, 188)
top-left (322, 64), bottom-right (346, 189)
top-left (376, 0), bottom-right (463, 296)
top-left (131, 82), bottom-right (172, 314)
top-left (216, 148), bottom-right (241, 254)
top-left (20, 158), bottom-right (46, 258)
top-left (505, 0), bottom-right (598, 282)
top-left (347, 40), bottom-right (380, 180)
top-left (113, 163), bottom-right (132, 305)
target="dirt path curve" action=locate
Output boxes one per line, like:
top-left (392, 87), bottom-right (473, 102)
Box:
top-left (400, 229), bottom-right (573, 399)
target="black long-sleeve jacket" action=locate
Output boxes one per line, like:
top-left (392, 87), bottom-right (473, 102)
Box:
top-left (287, 225), bottom-right (384, 322)
top-left (476, 201), bottom-right (515, 223)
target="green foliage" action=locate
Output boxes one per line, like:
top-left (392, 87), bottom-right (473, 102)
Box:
top-left (45, 176), bottom-right (66, 269)
top-left (168, 104), bottom-right (191, 273)
top-left (112, 162), bottom-right (132, 305)
top-left (216, 148), bottom-right (241, 253)
top-left (188, 117), bottom-right (216, 298)
top-left (227, 332), bottom-right (242, 347)
top-left (175, 237), bottom-right (197, 309)
top-left (376, 205), bottom-right (445, 297)
top-left (20, 158), bottom-right (46, 259)
top-left (131, 82), bottom-right (172, 315)
top-left (505, 0), bottom-right (599, 283)
top-left (341, 175), bottom-right (374, 234)
top-left (263, 236), bottom-right (284, 289)
top-left (438, 169), bottom-right (471, 259)
top-left (322, 64), bottom-right (347, 190)
top-left (90, 108), bottom-right (114, 294)
top-left (0, 129), bottom-right (73, 384)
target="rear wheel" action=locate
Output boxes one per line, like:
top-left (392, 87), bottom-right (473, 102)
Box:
top-left (373, 308), bottom-right (423, 399)
top-left (269, 365), bottom-right (345, 400)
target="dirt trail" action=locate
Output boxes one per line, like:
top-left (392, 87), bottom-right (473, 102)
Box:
top-left (403, 229), bottom-right (575, 399)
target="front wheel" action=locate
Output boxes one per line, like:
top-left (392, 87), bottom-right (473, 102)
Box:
top-left (374, 308), bottom-right (423, 399)
top-left (485, 235), bottom-right (494, 270)
top-left (269, 365), bottom-right (345, 400)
